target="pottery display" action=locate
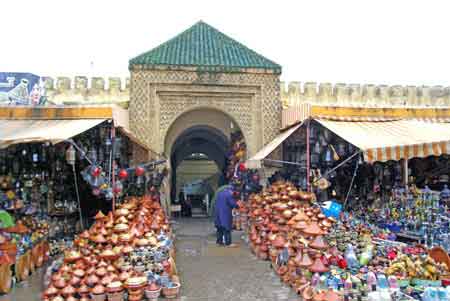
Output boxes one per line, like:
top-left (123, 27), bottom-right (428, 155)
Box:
top-left (42, 195), bottom-right (180, 301)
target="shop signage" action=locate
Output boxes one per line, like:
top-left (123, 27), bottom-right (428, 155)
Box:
top-left (0, 72), bottom-right (47, 105)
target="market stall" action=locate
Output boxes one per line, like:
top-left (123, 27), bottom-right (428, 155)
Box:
top-left (0, 105), bottom-right (162, 293)
top-left (42, 194), bottom-right (179, 301)
top-left (243, 104), bottom-right (450, 299)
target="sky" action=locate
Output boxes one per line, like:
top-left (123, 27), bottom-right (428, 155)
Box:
top-left (1, 0), bottom-right (450, 86)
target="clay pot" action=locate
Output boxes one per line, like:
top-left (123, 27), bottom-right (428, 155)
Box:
top-left (73, 269), bottom-right (85, 279)
top-left (302, 222), bottom-right (324, 237)
top-left (324, 289), bottom-right (341, 301)
top-left (86, 274), bottom-right (99, 287)
top-left (78, 284), bottom-right (90, 297)
top-left (302, 285), bottom-right (314, 300)
top-left (309, 235), bottom-right (328, 250)
top-left (44, 285), bottom-right (59, 298)
top-left (53, 278), bottom-right (66, 289)
top-left (69, 276), bottom-right (81, 287)
top-left (61, 284), bottom-right (76, 297)
top-left (272, 235), bottom-right (286, 248)
top-left (309, 257), bottom-right (329, 273)
top-left (297, 250), bottom-right (313, 268)
top-left (288, 190), bottom-right (300, 200)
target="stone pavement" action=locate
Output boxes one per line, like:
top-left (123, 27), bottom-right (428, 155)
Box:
top-left (173, 217), bottom-right (299, 301)
top-left (0, 217), bottom-right (299, 301)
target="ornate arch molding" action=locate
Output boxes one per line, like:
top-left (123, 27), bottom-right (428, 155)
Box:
top-left (161, 106), bottom-right (250, 156)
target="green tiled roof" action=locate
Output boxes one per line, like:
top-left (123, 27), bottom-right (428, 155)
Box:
top-left (129, 21), bottom-right (281, 73)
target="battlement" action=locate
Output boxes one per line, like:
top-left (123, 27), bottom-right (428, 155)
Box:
top-left (43, 76), bottom-right (130, 105)
top-left (280, 82), bottom-right (450, 108)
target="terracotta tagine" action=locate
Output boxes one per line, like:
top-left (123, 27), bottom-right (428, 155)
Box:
top-left (53, 278), bottom-right (67, 289)
top-left (309, 256), bottom-right (330, 273)
top-left (66, 296), bottom-right (79, 301)
top-left (91, 284), bottom-right (106, 301)
top-left (77, 284), bottom-right (90, 297)
top-left (324, 289), bottom-right (341, 301)
top-left (297, 250), bottom-right (313, 268)
top-left (272, 235), bottom-right (286, 249)
top-left (106, 281), bottom-right (124, 301)
top-left (44, 285), bottom-right (59, 298)
top-left (309, 235), bottom-right (328, 250)
top-left (61, 284), bottom-right (76, 297)
top-left (302, 222), bottom-right (323, 237)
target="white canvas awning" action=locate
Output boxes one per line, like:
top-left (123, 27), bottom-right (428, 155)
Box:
top-left (246, 122), bottom-right (303, 169)
top-left (0, 119), bottom-right (106, 149)
top-left (316, 119), bottom-right (450, 163)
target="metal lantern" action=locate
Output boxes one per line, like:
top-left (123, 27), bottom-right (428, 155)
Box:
top-left (87, 147), bottom-right (98, 163)
top-left (65, 145), bottom-right (76, 165)
top-left (113, 137), bottom-right (122, 159)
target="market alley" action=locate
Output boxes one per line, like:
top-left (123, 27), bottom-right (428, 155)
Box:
top-left (173, 217), bottom-right (298, 301)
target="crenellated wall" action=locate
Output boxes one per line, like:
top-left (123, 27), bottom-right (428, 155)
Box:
top-left (40, 77), bottom-right (450, 110)
top-left (280, 82), bottom-right (450, 108)
top-left (43, 76), bottom-right (130, 105)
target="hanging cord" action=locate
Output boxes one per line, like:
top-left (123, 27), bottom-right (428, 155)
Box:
top-left (72, 164), bottom-right (84, 231)
top-left (343, 156), bottom-right (360, 210)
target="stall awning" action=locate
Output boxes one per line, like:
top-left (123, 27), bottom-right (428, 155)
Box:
top-left (316, 119), bottom-right (450, 163)
top-left (246, 122), bottom-right (303, 169)
top-left (0, 119), bottom-right (106, 148)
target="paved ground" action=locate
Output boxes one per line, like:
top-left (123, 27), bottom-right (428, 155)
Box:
top-left (0, 217), bottom-right (299, 301)
top-left (173, 217), bottom-right (298, 301)
top-left (0, 265), bottom-right (45, 301)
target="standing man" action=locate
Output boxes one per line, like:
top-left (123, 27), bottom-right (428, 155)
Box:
top-left (214, 185), bottom-right (239, 247)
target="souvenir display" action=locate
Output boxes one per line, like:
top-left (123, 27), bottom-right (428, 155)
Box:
top-left (243, 180), bottom-right (450, 301)
top-left (42, 195), bottom-right (179, 301)
top-left (0, 120), bottom-right (161, 295)
top-left (225, 131), bottom-right (246, 181)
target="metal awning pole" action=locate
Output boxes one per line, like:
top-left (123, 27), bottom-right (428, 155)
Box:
top-left (111, 125), bottom-right (116, 213)
top-left (306, 119), bottom-right (311, 192)
top-left (313, 151), bottom-right (362, 184)
top-left (262, 159), bottom-right (304, 166)
top-left (404, 159), bottom-right (409, 188)
top-left (343, 159), bottom-right (359, 209)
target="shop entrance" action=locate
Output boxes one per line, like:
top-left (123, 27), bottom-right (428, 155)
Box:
top-left (170, 125), bottom-right (228, 217)
top-left (165, 109), bottom-right (244, 217)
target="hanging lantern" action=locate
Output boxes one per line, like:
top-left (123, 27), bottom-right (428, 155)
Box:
top-left (87, 147), bottom-right (98, 163)
top-left (113, 181), bottom-right (123, 194)
top-left (113, 137), bottom-right (122, 159)
top-left (91, 166), bottom-right (102, 177)
top-left (135, 166), bottom-right (145, 177)
top-left (252, 173), bottom-right (260, 183)
top-left (92, 188), bottom-right (101, 196)
top-left (65, 145), bottom-right (76, 165)
top-left (118, 169), bottom-right (128, 180)
top-left (104, 188), bottom-right (113, 200)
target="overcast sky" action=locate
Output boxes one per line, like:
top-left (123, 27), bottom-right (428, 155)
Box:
top-left (1, 0), bottom-right (449, 86)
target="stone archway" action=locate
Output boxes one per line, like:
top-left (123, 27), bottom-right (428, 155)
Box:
top-left (164, 108), bottom-right (245, 201)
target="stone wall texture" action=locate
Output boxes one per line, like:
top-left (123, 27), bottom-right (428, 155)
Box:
top-left (128, 69), bottom-right (281, 157)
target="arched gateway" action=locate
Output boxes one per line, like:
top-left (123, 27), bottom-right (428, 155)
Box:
top-left (128, 21), bottom-right (282, 203)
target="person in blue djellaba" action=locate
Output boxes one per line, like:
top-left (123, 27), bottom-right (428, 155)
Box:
top-left (214, 184), bottom-right (239, 248)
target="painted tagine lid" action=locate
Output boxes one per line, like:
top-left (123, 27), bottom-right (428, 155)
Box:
top-left (92, 284), bottom-right (106, 295)
top-left (309, 257), bottom-right (330, 273)
top-left (107, 281), bottom-right (124, 293)
top-left (297, 250), bottom-right (313, 268)
top-left (309, 235), bottom-right (328, 250)
top-left (302, 222), bottom-right (323, 236)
